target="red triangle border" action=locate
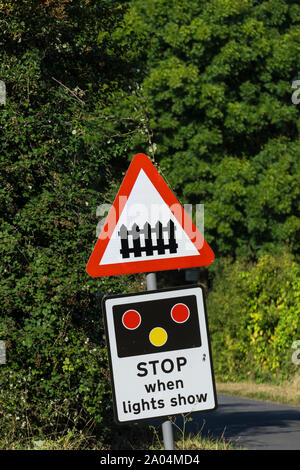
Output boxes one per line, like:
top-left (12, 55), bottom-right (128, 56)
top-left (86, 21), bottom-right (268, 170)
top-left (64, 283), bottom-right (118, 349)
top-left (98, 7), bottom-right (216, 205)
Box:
top-left (86, 153), bottom-right (214, 277)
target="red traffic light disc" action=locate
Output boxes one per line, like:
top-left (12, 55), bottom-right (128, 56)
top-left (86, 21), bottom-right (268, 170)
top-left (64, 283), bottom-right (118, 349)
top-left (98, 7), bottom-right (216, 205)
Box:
top-left (122, 310), bottom-right (141, 330)
top-left (171, 303), bottom-right (190, 323)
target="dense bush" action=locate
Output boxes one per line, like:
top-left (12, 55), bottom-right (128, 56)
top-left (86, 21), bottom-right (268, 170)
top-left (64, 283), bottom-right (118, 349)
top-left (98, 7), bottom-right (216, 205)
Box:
top-left (0, 0), bottom-right (142, 445)
top-left (207, 251), bottom-right (300, 383)
top-left (116, 0), bottom-right (300, 258)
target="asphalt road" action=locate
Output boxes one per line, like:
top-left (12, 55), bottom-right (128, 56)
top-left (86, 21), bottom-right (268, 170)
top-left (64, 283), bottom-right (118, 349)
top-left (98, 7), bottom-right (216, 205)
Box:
top-left (178, 394), bottom-right (300, 450)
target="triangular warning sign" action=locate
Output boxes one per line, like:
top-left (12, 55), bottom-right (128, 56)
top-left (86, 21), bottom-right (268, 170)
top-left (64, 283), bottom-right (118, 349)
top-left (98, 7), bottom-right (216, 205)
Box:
top-left (86, 153), bottom-right (214, 277)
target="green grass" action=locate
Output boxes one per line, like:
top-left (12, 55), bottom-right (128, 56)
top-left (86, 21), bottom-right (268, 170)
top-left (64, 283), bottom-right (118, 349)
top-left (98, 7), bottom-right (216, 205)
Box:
top-left (0, 416), bottom-right (238, 450)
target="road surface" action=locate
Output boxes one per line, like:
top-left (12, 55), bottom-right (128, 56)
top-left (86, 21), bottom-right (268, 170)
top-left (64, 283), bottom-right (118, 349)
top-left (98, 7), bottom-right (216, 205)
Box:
top-left (181, 393), bottom-right (300, 450)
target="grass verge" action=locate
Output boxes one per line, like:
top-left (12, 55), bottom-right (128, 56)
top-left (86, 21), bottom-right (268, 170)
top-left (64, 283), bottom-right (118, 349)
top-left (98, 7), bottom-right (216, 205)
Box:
top-left (216, 376), bottom-right (300, 407)
top-left (0, 416), bottom-right (238, 450)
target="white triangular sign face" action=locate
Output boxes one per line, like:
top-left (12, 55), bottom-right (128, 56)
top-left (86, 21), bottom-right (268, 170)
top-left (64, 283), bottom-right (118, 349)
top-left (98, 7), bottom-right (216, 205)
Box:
top-left (100, 169), bottom-right (199, 266)
top-left (86, 154), bottom-right (214, 277)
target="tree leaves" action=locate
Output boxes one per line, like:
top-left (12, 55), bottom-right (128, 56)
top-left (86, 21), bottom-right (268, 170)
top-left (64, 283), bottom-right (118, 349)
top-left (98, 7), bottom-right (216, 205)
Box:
top-left (119, 0), bottom-right (300, 258)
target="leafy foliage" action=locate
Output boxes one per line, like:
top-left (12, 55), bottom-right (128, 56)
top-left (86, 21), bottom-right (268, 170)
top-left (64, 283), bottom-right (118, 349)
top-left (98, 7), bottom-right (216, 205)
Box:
top-left (0, 0), bottom-right (141, 443)
top-left (117, 0), bottom-right (300, 257)
top-left (207, 251), bottom-right (300, 382)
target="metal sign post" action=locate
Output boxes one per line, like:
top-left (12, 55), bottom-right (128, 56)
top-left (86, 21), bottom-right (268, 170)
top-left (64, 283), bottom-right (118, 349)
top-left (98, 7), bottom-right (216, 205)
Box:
top-left (146, 272), bottom-right (174, 451)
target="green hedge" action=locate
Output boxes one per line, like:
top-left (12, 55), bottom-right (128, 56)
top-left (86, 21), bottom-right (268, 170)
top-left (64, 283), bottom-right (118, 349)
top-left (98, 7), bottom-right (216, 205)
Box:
top-left (207, 251), bottom-right (300, 383)
top-left (0, 0), bottom-right (138, 446)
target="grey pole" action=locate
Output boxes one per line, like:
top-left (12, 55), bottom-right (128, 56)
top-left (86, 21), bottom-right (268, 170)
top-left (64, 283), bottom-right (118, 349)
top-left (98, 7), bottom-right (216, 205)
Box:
top-left (145, 272), bottom-right (157, 291)
top-left (146, 272), bottom-right (175, 451)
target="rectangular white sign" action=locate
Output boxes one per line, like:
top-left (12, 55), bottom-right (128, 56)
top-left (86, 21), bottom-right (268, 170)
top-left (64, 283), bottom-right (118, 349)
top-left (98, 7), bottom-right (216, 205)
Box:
top-left (102, 285), bottom-right (217, 424)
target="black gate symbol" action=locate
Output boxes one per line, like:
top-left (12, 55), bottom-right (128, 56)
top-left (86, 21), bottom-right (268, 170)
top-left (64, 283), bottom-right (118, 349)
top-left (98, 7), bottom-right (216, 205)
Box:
top-left (118, 220), bottom-right (178, 259)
